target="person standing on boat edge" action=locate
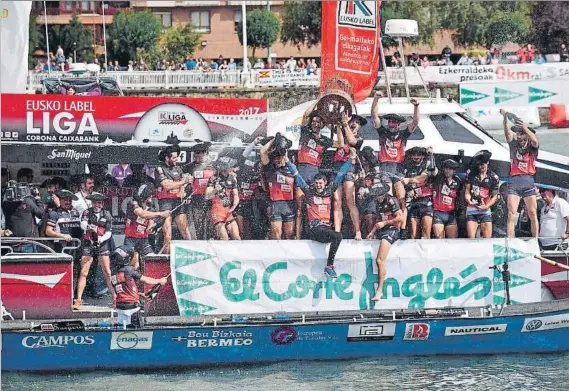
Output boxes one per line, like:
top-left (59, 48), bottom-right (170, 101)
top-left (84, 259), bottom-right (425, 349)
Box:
top-left (124, 184), bottom-right (171, 270)
top-left (205, 161), bottom-right (241, 240)
top-left (366, 183), bottom-right (403, 301)
top-left (295, 103), bottom-right (334, 239)
top-left (371, 91), bottom-right (420, 240)
top-left (539, 187), bottom-right (569, 250)
top-left (183, 142), bottom-right (216, 240)
top-left (73, 192), bottom-right (114, 310)
top-left (501, 111), bottom-right (539, 238)
top-left (110, 245), bottom-right (168, 328)
top-left (332, 111), bottom-right (367, 241)
top-left (401, 147), bottom-right (435, 239)
top-left (465, 150), bottom-right (500, 239)
top-left (428, 159), bottom-right (462, 239)
top-left (286, 150), bottom-right (355, 278)
top-left (260, 133), bottom-right (296, 240)
top-left (154, 145), bottom-right (193, 254)
top-left (236, 137), bottom-right (264, 239)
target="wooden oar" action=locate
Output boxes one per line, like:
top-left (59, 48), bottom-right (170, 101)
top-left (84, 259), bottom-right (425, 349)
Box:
top-left (535, 255), bottom-right (569, 271)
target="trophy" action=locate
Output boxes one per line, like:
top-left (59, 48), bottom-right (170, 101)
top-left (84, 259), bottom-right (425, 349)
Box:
top-left (314, 76), bottom-right (356, 125)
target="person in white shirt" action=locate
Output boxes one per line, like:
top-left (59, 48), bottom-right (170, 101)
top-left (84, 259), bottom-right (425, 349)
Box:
top-left (539, 188), bottom-right (569, 250)
top-left (73, 174), bottom-right (96, 215)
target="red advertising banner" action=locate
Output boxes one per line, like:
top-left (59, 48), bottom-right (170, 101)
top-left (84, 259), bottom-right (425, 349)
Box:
top-left (320, 0), bottom-right (382, 103)
top-left (0, 94), bottom-right (268, 144)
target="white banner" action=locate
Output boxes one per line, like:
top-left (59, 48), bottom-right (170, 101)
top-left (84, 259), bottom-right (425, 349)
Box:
top-left (466, 106), bottom-right (541, 130)
top-left (170, 239), bottom-right (541, 315)
top-left (460, 80), bottom-right (569, 108)
top-left (0, 1), bottom-right (32, 93)
top-left (254, 69), bottom-right (320, 87)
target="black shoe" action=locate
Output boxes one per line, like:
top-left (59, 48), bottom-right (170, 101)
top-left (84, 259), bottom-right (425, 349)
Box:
top-left (399, 228), bottom-right (410, 240)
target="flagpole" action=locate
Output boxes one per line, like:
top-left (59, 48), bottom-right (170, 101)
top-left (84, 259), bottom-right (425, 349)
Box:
top-left (102, 2), bottom-right (108, 67)
top-left (378, 5), bottom-right (392, 103)
top-left (242, 1), bottom-right (248, 72)
top-left (43, 0), bottom-right (51, 74)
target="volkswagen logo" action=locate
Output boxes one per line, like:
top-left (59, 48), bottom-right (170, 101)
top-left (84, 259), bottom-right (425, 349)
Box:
top-left (525, 320), bottom-right (543, 331)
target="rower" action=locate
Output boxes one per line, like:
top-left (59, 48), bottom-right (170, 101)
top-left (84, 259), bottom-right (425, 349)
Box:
top-left (366, 183), bottom-right (404, 301)
top-left (205, 161), bottom-right (240, 240)
top-left (371, 91), bottom-right (420, 240)
top-left (430, 159), bottom-right (462, 239)
top-left (110, 245), bottom-right (168, 328)
top-left (286, 151), bottom-right (355, 278)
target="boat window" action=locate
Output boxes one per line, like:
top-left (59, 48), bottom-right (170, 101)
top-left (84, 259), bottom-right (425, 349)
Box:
top-left (358, 115), bottom-right (424, 141)
top-left (457, 112), bottom-right (505, 148)
top-left (430, 114), bottom-right (484, 144)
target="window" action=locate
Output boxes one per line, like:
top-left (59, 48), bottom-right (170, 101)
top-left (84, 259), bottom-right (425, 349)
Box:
top-left (430, 114), bottom-right (484, 144)
top-left (63, 1), bottom-right (73, 10)
top-left (191, 11), bottom-right (210, 33)
top-left (358, 115), bottom-right (425, 141)
top-left (153, 12), bottom-right (172, 28)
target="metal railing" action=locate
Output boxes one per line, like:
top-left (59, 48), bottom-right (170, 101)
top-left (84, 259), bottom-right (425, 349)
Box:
top-left (0, 237), bottom-right (81, 256)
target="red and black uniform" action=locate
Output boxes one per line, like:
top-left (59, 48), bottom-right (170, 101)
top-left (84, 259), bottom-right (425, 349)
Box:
top-left (357, 166), bottom-right (392, 216)
top-left (46, 207), bottom-right (82, 251)
top-left (81, 207), bottom-right (112, 257)
top-left (207, 174), bottom-right (238, 225)
top-left (333, 136), bottom-right (363, 183)
top-left (376, 126), bottom-right (412, 182)
top-left (465, 169), bottom-right (499, 224)
top-left (123, 200), bottom-right (154, 257)
top-left (236, 157), bottom-right (258, 218)
top-left (298, 126), bottom-right (333, 184)
top-left (430, 173), bottom-right (462, 227)
top-left (184, 160), bottom-right (217, 205)
top-left (404, 160), bottom-right (435, 220)
top-left (374, 195), bottom-right (401, 244)
top-left (508, 138), bottom-right (539, 198)
top-left (111, 265), bottom-right (143, 327)
top-left (154, 163), bottom-right (187, 217)
top-left (263, 163), bottom-right (296, 223)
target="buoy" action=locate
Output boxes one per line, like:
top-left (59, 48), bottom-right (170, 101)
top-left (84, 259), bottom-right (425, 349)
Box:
top-left (549, 104), bottom-right (569, 128)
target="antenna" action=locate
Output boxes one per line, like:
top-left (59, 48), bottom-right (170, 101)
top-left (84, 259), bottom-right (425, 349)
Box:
top-left (385, 20), bottom-right (419, 103)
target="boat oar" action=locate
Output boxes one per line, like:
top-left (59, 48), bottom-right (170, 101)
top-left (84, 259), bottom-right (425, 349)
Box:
top-left (535, 255), bottom-right (569, 271)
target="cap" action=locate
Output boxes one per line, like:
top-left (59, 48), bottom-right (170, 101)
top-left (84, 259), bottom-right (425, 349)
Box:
top-left (214, 160), bottom-right (232, 171)
top-left (189, 142), bottom-right (212, 153)
top-left (112, 245), bottom-right (134, 267)
top-left (86, 192), bottom-right (107, 202)
top-left (350, 114), bottom-right (368, 126)
top-left (442, 159), bottom-right (459, 169)
top-left (370, 183), bottom-right (389, 197)
top-left (56, 189), bottom-right (78, 200)
top-left (381, 113), bottom-right (407, 123)
top-left (133, 183), bottom-right (154, 203)
top-left (406, 146), bottom-right (428, 156)
top-left (471, 150), bottom-right (492, 165)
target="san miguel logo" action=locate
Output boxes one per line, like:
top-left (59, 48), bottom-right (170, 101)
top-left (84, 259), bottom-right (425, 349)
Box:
top-left (338, 1), bottom-right (377, 28)
top-left (158, 112), bottom-right (188, 125)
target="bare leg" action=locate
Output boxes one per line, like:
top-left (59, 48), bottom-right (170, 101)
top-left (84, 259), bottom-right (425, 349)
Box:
top-left (394, 182), bottom-right (407, 230)
top-left (131, 251), bottom-right (140, 270)
top-left (523, 195), bottom-right (539, 237)
top-left (75, 256), bottom-right (93, 301)
top-left (421, 216), bottom-right (433, 239)
top-left (174, 213), bottom-right (191, 240)
top-left (507, 194), bottom-right (521, 238)
top-left (445, 224), bottom-right (458, 239)
top-left (343, 181), bottom-right (361, 239)
top-left (98, 255), bottom-right (115, 302)
top-left (283, 221), bottom-right (295, 240)
top-left (479, 222), bottom-right (492, 238)
top-left (333, 186), bottom-right (344, 233)
top-left (296, 193), bottom-right (304, 240)
top-left (270, 221), bottom-right (283, 240)
top-left (236, 215), bottom-right (251, 240)
top-left (466, 220), bottom-right (478, 239)
top-left (162, 215), bottom-right (173, 254)
top-left (409, 218), bottom-right (419, 239)
top-left (372, 240), bottom-right (391, 301)
top-left (227, 221), bottom-right (241, 240)
top-left (365, 214), bottom-right (376, 236)
top-left (215, 223), bottom-right (229, 240)
top-left (433, 224), bottom-right (445, 239)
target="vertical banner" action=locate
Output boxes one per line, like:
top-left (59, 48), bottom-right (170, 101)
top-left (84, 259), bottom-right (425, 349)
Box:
top-left (320, 0), bottom-right (381, 103)
top-left (0, 1), bottom-right (32, 93)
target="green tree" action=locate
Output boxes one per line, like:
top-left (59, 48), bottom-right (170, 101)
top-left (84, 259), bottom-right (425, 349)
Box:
top-left (108, 10), bottom-right (161, 64)
top-left (59, 13), bottom-right (94, 62)
top-left (28, 13), bottom-right (41, 68)
top-left (162, 22), bottom-right (202, 63)
top-left (485, 12), bottom-right (530, 46)
top-left (280, 1), bottom-right (321, 49)
top-left (531, 1), bottom-right (569, 53)
top-left (237, 9), bottom-right (281, 58)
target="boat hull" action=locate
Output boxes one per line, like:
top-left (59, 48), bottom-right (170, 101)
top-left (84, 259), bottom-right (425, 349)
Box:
top-left (3, 308), bottom-right (569, 372)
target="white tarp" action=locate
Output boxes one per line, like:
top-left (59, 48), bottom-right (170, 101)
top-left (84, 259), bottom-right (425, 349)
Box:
top-left (0, 1), bottom-right (32, 93)
top-left (170, 239), bottom-right (541, 315)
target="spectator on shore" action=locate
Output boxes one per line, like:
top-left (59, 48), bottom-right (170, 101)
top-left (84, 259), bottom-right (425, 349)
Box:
top-left (228, 58), bottom-right (237, 71)
top-left (535, 52), bottom-right (546, 64)
top-left (286, 57), bottom-right (296, 72)
top-left (297, 58), bottom-right (306, 69)
top-left (484, 50), bottom-right (492, 64)
top-left (491, 53), bottom-right (500, 65)
top-left (219, 60), bottom-right (229, 71)
top-left (391, 51), bottom-right (403, 67)
top-left (560, 44), bottom-right (569, 63)
top-left (408, 53), bottom-right (420, 66)
top-left (457, 53), bottom-right (471, 65)
top-left (421, 56), bottom-right (430, 68)
top-left (253, 58), bottom-right (265, 69)
top-left (265, 58), bottom-right (275, 69)
top-left (442, 45), bottom-right (452, 65)
top-left (56, 45), bottom-right (65, 63)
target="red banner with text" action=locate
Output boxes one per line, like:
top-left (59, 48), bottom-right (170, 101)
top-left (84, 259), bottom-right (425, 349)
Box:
top-left (320, 0), bottom-right (381, 103)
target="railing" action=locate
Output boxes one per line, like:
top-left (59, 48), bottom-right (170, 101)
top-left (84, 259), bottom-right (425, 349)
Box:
top-left (0, 237), bottom-right (81, 256)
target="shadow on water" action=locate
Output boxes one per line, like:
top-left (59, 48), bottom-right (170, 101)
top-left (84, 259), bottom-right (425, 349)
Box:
top-left (3, 353), bottom-right (569, 391)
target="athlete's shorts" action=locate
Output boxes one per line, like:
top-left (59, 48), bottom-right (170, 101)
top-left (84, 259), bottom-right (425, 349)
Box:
top-left (116, 306), bottom-right (142, 328)
top-left (212, 205), bottom-right (235, 225)
top-left (380, 162), bottom-right (404, 183)
top-left (376, 226), bottom-right (399, 244)
top-left (466, 208), bottom-right (493, 224)
top-left (236, 200), bottom-right (254, 217)
top-left (408, 200), bottom-right (434, 219)
top-left (270, 200), bottom-right (296, 223)
top-left (358, 197), bottom-right (377, 216)
top-left (298, 164), bottom-right (320, 185)
top-left (158, 198), bottom-right (188, 218)
top-left (507, 175), bottom-right (537, 198)
top-left (124, 237), bottom-right (154, 257)
top-left (190, 195), bottom-right (211, 211)
top-left (81, 240), bottom-right (111, 258)
top-left (333, 162), bottom-right (358, 183)
top-left (433, 210), bottom-right (458, 226)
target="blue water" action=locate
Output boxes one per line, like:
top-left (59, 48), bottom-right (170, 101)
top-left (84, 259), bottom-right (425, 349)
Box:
top-left (3, 354), bottom-right (568, 391)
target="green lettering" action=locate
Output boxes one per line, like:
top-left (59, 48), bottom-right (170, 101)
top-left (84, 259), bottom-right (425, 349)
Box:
top-left (263, 262), bottom-right (291, 301)
top-left (219, 261), bottom-right (259, 302)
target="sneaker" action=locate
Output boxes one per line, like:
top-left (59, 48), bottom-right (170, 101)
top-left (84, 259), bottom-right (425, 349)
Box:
top-left (72, 299), bottom-right (82, 310)
top-left (324, 266), bottom-right (338, 279)
top-left (399, 228), bottom-right (409, 240)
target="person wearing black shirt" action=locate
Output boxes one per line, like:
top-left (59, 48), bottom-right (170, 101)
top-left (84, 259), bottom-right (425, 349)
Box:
top-left (2, 185), bottom-right (44, 239)
top-left (45, 190), bottom-right (82, 252)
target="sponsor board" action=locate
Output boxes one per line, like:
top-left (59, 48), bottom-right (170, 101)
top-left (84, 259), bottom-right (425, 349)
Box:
top-left (347, 323), bottom-right (396, 342)
top-left (522, 313), bottom-right (569, 332)
top-left (444, 324), bottom-right (507, 336)
top-left (403, 323), bottom-right (430, 340)
top-left (171, 329), bottom-right (254, 348)
top-left (110, 331), bottom-right (153, 350)
top-left (22, 335), bottom-right (95, 348)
